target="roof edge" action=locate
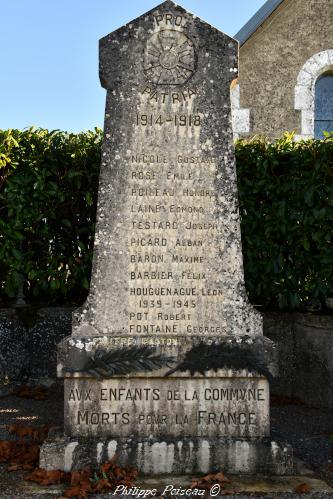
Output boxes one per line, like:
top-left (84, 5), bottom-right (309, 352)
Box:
top-left (234, 0), bottom-right (284, 46)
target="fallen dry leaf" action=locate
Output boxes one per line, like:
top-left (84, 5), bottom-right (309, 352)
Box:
top-left (64, 467), bottom-right (92, 497)
top-left (8, 424), bottom-right (50, 443)
top-left (213, 471), bottom-right (230, 483)
top-left (0, 425), bottom-right (52, 471)
top-left (7, 463), bottom-right (21, 472)
top-left (13, 385), bottom-right (48, 400)
top-left (93, 478), bottom-right (113, 491)
top-left (7, 424), bottom-right (34, 440)
top-left (201, 473), bottom-right (216, 482)
top-left (2, 423), bottom-right (138, 498)
top-left (70, 467), bottom-right (91, 486)
top-left (26, 468), bottom-right (70, 485)
top-left (190, 470), bottom-right (231, 490)
top-left (0, 440), bottom-right (39, 470)
top-left (0, 441), bottom-right (16, 462)
top-left (63, 484), bottom-right (90, 498)
top-left (295, 482), bottom-right (311, 494)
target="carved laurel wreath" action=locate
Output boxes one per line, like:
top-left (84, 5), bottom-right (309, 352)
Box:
top-left (64, 345), bottom-right (174, 379)
top-left (64, 341), bottom-right (272, 379)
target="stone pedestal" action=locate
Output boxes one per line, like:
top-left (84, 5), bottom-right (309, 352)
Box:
top-left (43, 338), bottom-right (293, 474)
top-left (40, 433), bottom-right (292, 475)
top-left (40, 0), bottom-right (293, 475)
top-left (41, 332), bottom-right (292, 474)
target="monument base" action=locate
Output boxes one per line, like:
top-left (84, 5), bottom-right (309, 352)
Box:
top-left (45, 334), bottom-right (294, 475)
top-left (40, 432), bottom-right (293, 475)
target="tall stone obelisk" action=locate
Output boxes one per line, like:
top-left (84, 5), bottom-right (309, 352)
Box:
top-left (41, 1), bottom-right (293, 475)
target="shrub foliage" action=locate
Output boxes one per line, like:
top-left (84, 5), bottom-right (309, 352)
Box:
top-left (1, 129), bottom-right (333, 310)
top-left (0, 128), bottom-right (102, 305)
top-left (236, 133), bottom-right (333, 309)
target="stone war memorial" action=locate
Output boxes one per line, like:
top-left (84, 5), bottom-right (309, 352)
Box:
top-left (40, 0), bottom-right (293, 475)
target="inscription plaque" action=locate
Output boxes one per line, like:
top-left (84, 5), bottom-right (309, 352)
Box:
top-left (65, 378), bottom-right (269, 438)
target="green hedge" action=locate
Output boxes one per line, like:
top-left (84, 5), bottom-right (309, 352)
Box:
top-left (236, 133), bottom-right (333, 310)
top-left (1, 128), bottom-right (333, 310)
top-left (0, 128), bottom-right (102, 305)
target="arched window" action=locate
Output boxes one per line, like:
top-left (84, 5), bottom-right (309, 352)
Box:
top-left (314, 74), bottom-right (333, 139)
top-left (294, 50), bottom-right (333, 139)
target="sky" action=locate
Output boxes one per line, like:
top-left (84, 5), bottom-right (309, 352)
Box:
top-left (0, 0), bottom-right (266, 132)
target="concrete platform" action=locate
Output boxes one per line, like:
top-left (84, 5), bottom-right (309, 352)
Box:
top-left (0, 466), bottom-right (332, 498)
top-left (137, 473), bottom-right (333, 496)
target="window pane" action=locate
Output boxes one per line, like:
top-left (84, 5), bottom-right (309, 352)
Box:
top-left (315, 75), bottom-right (333, 139)
top-left (315, 120), bottom-right (333, 139)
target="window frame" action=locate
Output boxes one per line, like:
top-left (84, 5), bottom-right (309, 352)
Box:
top-left (294, 50), bottom-right (333, 140)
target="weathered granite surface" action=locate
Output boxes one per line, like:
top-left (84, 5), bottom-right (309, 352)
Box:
top-left (40, 431), bottom-right (293, 475)
top-left (2, 307), bottom-right (332, 411)
top-left (64, 377), bottom-right (270, 438)
top-left (41, 0), bottom-right (287, 474)
top-left (73, 0), bottom-right (261, 339)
